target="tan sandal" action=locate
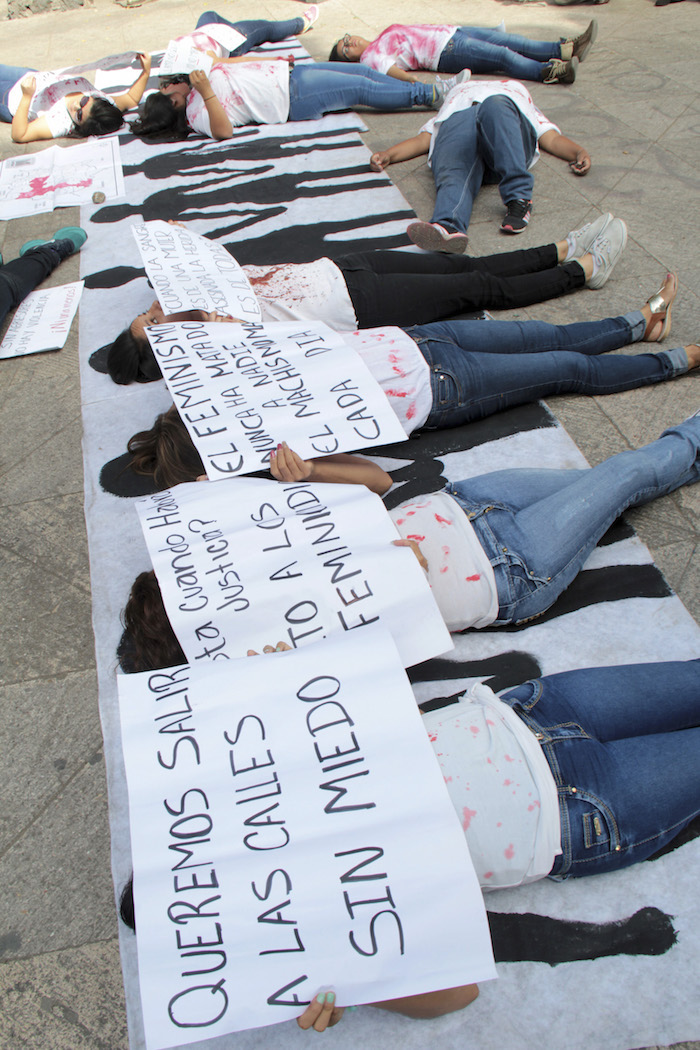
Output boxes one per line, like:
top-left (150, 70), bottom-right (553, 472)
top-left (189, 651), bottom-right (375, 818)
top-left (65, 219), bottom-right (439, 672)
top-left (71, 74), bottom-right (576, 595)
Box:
top-left (643, 272), bottom-right (678, 342)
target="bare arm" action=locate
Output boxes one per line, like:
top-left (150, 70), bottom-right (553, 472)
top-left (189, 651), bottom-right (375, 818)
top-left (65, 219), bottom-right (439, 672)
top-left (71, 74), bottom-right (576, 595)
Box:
top-left (271, 443), bottom-right (392, 495)
top-left (370, 130), bottom-right (431, 171)
top-left (189, 68), bottom-right (233, 140)
top-left (385, 64), bottom-right (418, 83)
top-left (539, 129), bottom-right (591, 175)
top-left (112, 52), bottom-right (152, 112)
top-left (296, 983), bottom-right (478, 1031)
top-left (11, 76), bottom-right (53, 142)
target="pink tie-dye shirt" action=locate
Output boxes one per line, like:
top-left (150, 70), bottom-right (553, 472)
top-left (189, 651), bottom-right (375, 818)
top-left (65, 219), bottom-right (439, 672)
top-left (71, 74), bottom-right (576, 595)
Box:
top-left (360, 24), bottom-right (456, 75)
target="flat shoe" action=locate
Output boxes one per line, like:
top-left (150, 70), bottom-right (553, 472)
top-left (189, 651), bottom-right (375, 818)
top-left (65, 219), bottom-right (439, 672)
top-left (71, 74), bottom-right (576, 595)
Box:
top-left (644, 273), bottom-right (678, 341)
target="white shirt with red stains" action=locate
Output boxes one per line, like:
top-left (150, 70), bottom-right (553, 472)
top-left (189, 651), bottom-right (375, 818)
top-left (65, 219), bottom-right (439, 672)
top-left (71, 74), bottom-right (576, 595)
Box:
top-left (360, 24), bottom-right (456, 75)
top-left (7, 72), bottom-right (113, 138)
top-left (389, 491), bottom-right (499, 629)
top-left (422, 681), bottom-right (561, 889)
top-left (186, 61), bottom-right (290, 135)
top-left (243, 258), bottom-right (358, 331)
top-left (344, 327), bottom-right (432, 433)
top-left (421, 79), bottom-right (559, 163)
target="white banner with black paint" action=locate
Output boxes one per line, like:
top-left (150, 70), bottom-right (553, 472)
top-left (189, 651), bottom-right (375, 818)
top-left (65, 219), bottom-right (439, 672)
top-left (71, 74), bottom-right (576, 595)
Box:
top-left (118, 629), bottom-right (495, 1049)
top-left (135, 477), bottom-right (452, 667)
top-left (132, 220), bottom-right (261, 323)
top-left (146, 319), bottom-right (408, 475)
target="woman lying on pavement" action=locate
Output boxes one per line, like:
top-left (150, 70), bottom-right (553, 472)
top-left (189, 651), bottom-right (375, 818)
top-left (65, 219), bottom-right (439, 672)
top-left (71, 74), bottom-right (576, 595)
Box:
top-left (113, 277), bottom-right (694, 494)
top-left (117, 597), bottom-right (700, 1025)
top-left (102, 214), bottom-right (639, 385)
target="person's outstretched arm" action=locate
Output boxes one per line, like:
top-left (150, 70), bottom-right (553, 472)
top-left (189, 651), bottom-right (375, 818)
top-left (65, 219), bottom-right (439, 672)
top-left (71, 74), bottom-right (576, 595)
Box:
top-left (385, 64), bottom-right (419, 83)
top-left (370, 130), bottom-right (431, 171)
top-left (270, 442), bottom-right (392, 495)
top-left (539, 129), bottom-right (591, 175)
top-left (112, 52), bottom-right (152, 111)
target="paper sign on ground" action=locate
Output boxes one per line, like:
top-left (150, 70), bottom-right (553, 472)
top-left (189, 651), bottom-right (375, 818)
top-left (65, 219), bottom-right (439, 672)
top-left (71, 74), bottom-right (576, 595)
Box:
top-left (0, 138), bottom-right (123, 220)
top-left (132, 220), bottom-right (261, 324)
top-left (0, 281), bottom-right (84, 359)
top-left (146, 319), bottom-right (407, 475)
top-left (118, 629), bottom-right (495, 1049)
top-left (135, 477), bottom-right (452, 667)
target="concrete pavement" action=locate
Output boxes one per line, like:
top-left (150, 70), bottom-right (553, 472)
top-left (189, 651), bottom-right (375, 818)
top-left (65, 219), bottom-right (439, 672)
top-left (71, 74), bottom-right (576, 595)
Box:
top-left (0, 0), bottom-right (698, 1046)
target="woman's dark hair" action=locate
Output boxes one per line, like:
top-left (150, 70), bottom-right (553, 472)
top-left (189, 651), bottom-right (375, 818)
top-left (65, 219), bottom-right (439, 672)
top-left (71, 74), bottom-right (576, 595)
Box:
top-left (107, 327), bottom-right (162, 384)
top-left (120, 877), bottom-right (135, 930)
top-left (328, 42), bottom-right (351, 63)
top-left (118, 570), bottom-right (186, 673)
top-left (128, 407), bottom-right (204, 489)
top-left (131, 93), bottom-right (190, 142)
top-left (72, 97), bottom-right (125, 138)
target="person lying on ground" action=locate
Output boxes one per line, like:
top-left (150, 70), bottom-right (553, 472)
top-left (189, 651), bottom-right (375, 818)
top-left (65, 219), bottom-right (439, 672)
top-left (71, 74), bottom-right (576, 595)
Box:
top-left (330, 20), bottom-right (598, 86)
top-left (0, 226), bottom-right (87, 327)
top-left (131, 55), bottom-right (463, 141)
top-left (100, 214), bottom-right (630, 385)
top-left (0, 54), bottom-right (151, 142)
top-left (118, 409), bottom-right (700, 653)
top-left (370, 78), bottom-right (591, 241)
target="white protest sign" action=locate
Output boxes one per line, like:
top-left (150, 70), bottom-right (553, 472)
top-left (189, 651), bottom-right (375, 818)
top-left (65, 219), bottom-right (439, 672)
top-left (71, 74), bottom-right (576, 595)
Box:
top-left (147, 320), bottom-right (407, 475)
top-left (132, 221), bottom-right (261, 323)
top-left (135, 477), bottom-right (452, 667)
top-left (198, 22), bottom-right (247, 53)
top-left (159, 41), bottom-right (214, 76)
top-left (0, 280), bottom-right (84, 359)
top-left (118, 629), bottom-right (495, 1049)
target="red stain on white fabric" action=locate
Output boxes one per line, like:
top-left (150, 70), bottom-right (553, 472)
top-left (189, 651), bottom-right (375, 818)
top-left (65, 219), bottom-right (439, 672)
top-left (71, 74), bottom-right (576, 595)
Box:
top-left (434, 513), bottom-right (452, 526)
top-left (465, 573), bottom-right (481, 582)
top-left (504, 844), bottom-right (515, 860)
top-left (462, 807), bottom-right (477, 830)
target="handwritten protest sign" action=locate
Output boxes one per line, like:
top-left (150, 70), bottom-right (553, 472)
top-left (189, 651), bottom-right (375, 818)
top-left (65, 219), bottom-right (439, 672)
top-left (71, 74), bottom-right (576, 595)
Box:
top-left (146, 320), bottom-right (407, 475)
top-left (135, 477), bottom-right (452, 667)
top-left (0, 281), bottom-right (83, 359)
top-left (132, 220), bottom-right (261, 323)
top-left (118, 629), bottom-right (495, 1048)
top-left (159, 41), bottom-right (214, 76)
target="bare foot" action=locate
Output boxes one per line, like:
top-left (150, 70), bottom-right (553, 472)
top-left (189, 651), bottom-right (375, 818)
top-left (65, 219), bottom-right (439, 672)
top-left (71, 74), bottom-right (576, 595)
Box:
top-left (642, 272), bottom-right (678, 341)
top-left (685, 344), bottom-right (700, 370)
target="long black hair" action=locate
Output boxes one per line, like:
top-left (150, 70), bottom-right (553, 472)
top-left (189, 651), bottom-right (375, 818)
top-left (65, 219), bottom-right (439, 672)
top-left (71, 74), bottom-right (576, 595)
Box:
top-left (72, 97), bottom-right (124, 138)
top-left (131, 93), bottom-right (190, 142)
top-left (107, 328), bottom-right (162, 384)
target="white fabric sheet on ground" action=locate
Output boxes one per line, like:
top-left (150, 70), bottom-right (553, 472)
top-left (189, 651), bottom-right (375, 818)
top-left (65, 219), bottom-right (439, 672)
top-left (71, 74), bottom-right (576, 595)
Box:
top-left (78, 79), bottom-right (700, 1050)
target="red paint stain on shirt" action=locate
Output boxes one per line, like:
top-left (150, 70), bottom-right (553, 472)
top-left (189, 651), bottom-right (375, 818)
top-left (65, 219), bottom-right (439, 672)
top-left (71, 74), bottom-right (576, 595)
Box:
top-left (503, 779), bottom-right (512, 786)
top-left (465, 573), bottom-right (481, 582)
top-left (406, 401), bottom-right (416, 420)
top-left (527, 800), bottom-right (541, 812)
top-left (483, 871), bottom-right (494, 880)
top-left (504, 754), bottom-right (514, 762)
top-left (504, 844), bottom-right (515, 860)
top-left (462, 806), bottom-right (477, 830)
top-left (470, 726), bottom-right (480, 735)
top-left (434, 513), bottom-right (452, 526)
top-left (407, 533), bottom-right (425, 542)
top-left (385, 388), bottom-right (408, 398)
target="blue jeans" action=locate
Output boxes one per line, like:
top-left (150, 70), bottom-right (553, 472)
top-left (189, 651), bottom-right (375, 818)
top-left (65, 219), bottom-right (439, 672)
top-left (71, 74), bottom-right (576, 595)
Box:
top-left (499, 660), bottom-right (700, 878)
top-left (447, 412), bottom-right (700, 623)
top-left (438, 26), bottom-right (560, 81)
top-left (194, 12), bottom-right (304, 56)
top-left (406, 312), bottom-right (688, 428)
top-left (288, 63), bottom-right (434, 121)
top-left (0, 64), bottom-right (34, 122)
top-left (431, 96), bottom-right (537, 233)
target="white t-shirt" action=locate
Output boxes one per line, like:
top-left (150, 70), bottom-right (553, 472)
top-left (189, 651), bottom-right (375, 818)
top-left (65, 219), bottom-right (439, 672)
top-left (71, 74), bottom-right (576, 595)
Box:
top-left (344, 327), bottom-right (432, 432)
top-left (174, 29), bottom-right (228, 59)
top-left (422, 682), bottom-right (561, 889)
top-left (7, 71), bottom-right (113, 138)
top-left (360, 24), bottom-right (456, 75)
top-left (242, 258), bottom-right (357, 331)
top-left (421, 79), bottom-right (559, 163)
top-left (186, 61), bottom-right (290, 135)
top-left (389, 491), bottom-right (499, 630)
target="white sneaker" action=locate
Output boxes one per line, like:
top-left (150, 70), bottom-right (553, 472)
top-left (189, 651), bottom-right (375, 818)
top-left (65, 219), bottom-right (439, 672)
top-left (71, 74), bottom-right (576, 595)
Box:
top-left (566, 212), bottom-right (614, 258)
top-left (432, 69), bottom-right (470, 107)
top-left (587, 218), bottom-right (628, 289)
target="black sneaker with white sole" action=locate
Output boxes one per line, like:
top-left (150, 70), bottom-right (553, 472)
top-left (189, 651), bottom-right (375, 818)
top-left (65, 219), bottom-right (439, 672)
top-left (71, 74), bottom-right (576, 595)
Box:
top-left (501, 200), bottom-right (532, 234)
